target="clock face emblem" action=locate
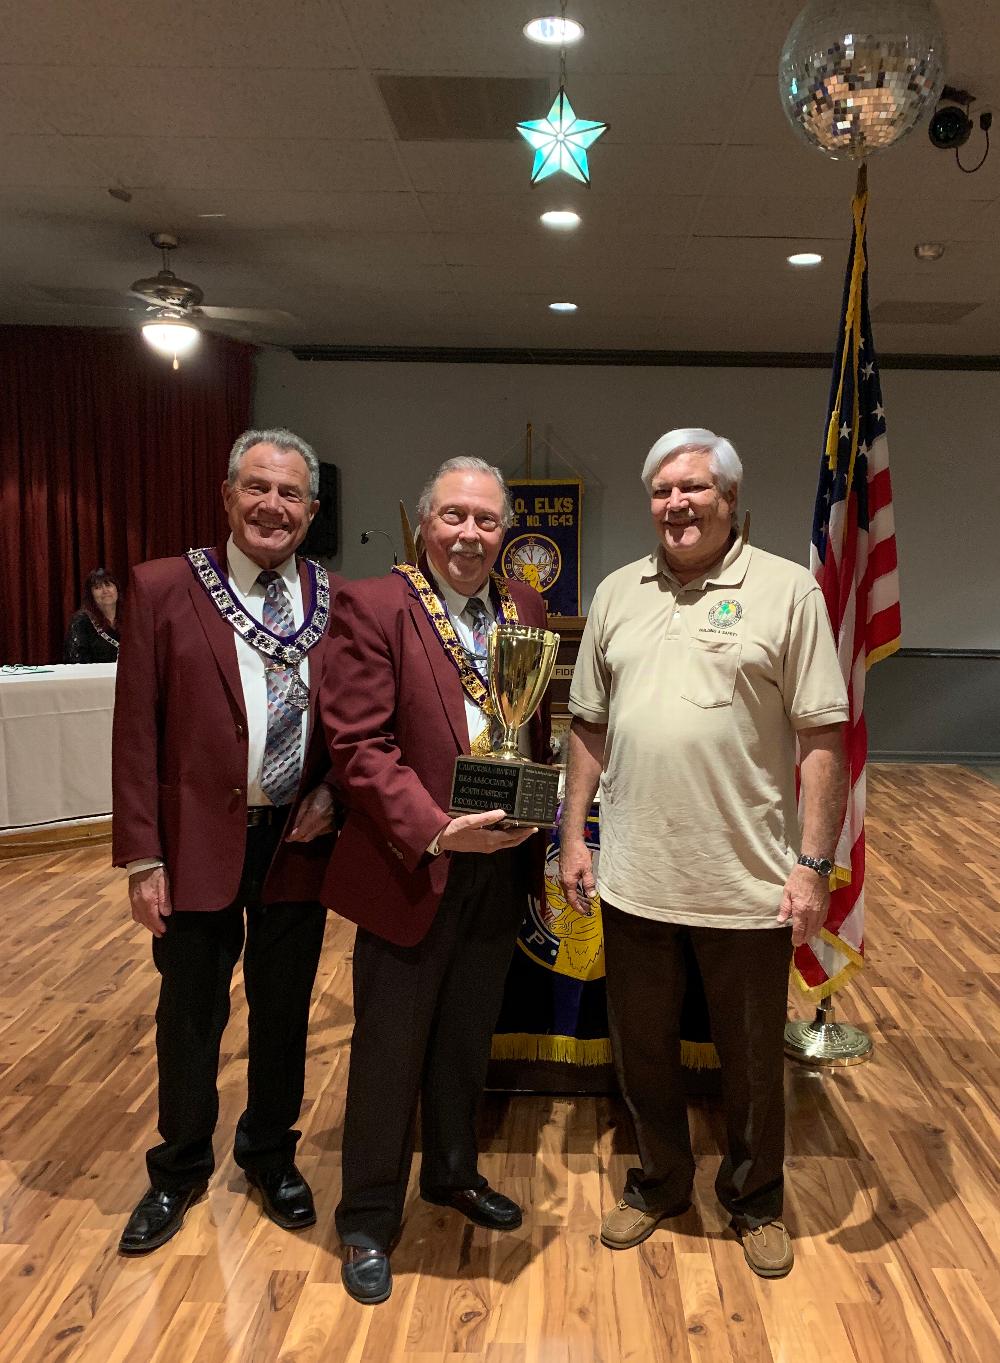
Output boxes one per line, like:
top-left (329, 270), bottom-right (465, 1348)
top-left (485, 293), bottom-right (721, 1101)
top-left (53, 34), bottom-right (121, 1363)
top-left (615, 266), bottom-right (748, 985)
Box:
top-left (502, 534), bottom-right (562, 593)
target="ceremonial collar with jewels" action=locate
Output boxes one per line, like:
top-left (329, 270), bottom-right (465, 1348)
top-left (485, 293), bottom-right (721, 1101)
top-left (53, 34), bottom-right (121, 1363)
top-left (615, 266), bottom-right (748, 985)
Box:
top-left (393, 562), bottom-right (519, 715)
top-left (91, 618), bottom-right (120, 653)
top-left (186, 546), bottom-right (330, 666)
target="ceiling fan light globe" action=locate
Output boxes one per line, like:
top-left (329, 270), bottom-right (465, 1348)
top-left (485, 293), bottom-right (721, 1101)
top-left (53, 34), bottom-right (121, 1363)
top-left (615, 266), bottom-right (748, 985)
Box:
top-left (141, 320), bottom-right (201, 358)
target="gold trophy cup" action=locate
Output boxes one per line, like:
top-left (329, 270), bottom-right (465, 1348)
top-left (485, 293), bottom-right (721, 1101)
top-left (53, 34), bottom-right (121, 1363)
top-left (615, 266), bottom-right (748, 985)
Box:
top-left (450, 624), bottom-right (561, 828)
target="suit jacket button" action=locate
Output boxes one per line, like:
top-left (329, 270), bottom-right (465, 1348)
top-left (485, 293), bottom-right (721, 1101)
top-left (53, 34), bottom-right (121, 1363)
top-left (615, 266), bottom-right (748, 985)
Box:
top-left (232, 787), bottom-right (243, 797)
top-left (235, 723), bottom-right (245, 738)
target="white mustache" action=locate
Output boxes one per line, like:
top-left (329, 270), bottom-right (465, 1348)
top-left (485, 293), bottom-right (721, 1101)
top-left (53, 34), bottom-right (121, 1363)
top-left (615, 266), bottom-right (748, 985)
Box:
top-left (450, 541), bottom-right (485, 557)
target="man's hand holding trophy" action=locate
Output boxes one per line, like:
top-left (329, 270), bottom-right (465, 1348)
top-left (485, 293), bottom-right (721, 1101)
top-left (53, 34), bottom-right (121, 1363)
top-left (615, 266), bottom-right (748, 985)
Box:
top-left (450, 623), bottom-right (561, 828)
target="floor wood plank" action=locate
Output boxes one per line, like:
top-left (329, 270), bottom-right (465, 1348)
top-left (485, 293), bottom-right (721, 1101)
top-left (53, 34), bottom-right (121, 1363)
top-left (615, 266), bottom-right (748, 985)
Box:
top-left (0, 764), bottom-right (997, 1362)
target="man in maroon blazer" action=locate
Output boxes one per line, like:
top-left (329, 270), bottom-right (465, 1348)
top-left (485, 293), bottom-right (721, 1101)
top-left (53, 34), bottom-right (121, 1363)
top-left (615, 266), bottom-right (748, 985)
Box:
top-left (321, 456), bottom-right (549, 1305)
top-left (112, 427), bottom-right (343, 1255)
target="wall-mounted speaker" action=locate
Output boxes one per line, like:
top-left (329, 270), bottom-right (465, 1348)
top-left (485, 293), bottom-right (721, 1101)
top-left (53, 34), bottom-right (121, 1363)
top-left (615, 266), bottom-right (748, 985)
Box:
top-left (302, 461), bottom-right (339, 559)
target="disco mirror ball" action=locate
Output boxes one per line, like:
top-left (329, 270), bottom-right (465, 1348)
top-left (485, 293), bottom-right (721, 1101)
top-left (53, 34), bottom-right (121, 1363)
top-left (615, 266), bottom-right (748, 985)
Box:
top-left (779, 0), bottom-right (946, 160)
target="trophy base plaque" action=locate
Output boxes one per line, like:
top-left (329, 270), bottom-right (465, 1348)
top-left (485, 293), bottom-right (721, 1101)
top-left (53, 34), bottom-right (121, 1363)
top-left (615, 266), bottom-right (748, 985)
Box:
top-left (450, 755), bottom-right (560, 829)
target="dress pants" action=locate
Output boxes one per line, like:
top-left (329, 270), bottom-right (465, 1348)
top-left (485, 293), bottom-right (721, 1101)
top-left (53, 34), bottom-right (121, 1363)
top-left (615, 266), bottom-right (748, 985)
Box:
top-left (601, 901), bottom-right (793, 1229)
top-left (146, 819), bottom-right (327, 1191)
top-left (336, 849), bottom-right (526, 1251)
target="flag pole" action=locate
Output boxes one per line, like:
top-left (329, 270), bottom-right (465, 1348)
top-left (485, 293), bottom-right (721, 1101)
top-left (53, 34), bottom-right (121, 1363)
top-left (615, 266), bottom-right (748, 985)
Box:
top-left (784, 991), bottom-right (873, 1067)
top-left (784, 157), bottom-right (877, 1069)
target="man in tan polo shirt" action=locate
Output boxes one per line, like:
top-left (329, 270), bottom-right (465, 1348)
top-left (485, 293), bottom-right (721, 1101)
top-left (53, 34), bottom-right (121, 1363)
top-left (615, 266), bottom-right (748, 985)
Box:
top-left (559, 427), bottom-right (848, 1279)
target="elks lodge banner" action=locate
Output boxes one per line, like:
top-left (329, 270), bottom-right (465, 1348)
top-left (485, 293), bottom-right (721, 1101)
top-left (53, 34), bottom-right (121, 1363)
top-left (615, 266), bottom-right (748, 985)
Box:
top-left (500, 479), bottom-right (582, 616)
top-left (489, 806), bottom-right (720, 1087)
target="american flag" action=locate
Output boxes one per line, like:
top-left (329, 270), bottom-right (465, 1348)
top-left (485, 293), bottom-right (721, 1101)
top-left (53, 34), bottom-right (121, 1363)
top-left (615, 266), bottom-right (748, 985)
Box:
top-left (792, 168), bottom-right (901, 1000)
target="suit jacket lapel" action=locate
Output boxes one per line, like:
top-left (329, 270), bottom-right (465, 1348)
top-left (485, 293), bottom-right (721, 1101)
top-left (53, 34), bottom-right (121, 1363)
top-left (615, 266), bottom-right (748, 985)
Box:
top-left (188, 548), bottom-right (246, 721)
top-left (408, 597), bottom-right (469, 753)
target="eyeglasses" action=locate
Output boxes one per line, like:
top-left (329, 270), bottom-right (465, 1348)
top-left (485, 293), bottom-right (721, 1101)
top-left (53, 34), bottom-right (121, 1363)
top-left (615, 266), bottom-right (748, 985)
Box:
top-left (437, 509), bottom-right (502, 532)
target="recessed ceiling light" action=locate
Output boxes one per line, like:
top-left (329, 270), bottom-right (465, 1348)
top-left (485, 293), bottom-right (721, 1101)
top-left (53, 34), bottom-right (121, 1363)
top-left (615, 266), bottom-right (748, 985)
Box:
top-left (549, 301), bottom-right (578, 312)
top-left (540, 210), bottom-right (581, 230)
top-left (197, 213), bottom-right (227, 219)
top-left (787, 252), bottom-right (823, 267)
top-left (523, 16), bottom-right (585, 45)
top-left (914, 241), bottom-right (945, 261)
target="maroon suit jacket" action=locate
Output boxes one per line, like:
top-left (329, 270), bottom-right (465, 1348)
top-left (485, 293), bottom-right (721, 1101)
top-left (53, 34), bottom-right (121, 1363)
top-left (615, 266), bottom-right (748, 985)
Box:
top-left (319, 569), bottom-right (549, 946)
top-left (112, 544), bottom-right (344, 911)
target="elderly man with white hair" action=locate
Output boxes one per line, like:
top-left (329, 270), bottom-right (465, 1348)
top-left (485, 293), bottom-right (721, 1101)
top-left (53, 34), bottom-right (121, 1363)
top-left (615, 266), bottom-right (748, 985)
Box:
top-left (559, 428), bottom-right (849, 1279)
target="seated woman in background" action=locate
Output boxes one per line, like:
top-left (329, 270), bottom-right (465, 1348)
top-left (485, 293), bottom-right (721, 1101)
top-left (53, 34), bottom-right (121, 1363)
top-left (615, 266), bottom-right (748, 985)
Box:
top-left (64, 569), bottom-right (121, 663)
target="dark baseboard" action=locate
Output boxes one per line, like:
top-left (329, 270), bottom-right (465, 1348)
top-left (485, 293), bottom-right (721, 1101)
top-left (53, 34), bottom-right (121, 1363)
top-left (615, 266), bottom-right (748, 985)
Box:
top-left (290, 344), bottom-right (1000, 370)
top-left (871, 751), bottom-right (1000, 764)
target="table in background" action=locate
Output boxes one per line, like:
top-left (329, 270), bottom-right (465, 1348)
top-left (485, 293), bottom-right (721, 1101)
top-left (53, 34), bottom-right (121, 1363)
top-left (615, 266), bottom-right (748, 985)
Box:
top-left (0, 664), bottom-right (116, 836)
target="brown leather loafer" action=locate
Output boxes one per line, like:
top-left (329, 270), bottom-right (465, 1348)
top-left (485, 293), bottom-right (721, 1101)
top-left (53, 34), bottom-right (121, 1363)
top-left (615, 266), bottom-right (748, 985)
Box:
top-left (734, 1219), bottom-right (794, 1278)
top-left (421, 1184), bottom-right (523, 1230)
top-left (341, 1246), bottom-right (392, 1305)
top-left (600, 1196), bottom-right (691, 1249)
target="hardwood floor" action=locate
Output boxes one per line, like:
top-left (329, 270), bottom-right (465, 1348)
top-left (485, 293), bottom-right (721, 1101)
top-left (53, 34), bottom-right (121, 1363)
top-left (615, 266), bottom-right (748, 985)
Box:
top-left (0, 764), bottom-right (997, 1362)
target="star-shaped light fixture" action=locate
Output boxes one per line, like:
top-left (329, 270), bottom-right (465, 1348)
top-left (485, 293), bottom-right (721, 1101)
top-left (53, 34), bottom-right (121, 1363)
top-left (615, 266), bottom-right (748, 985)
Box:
top-left (517, 87), bottom-right (608, 185)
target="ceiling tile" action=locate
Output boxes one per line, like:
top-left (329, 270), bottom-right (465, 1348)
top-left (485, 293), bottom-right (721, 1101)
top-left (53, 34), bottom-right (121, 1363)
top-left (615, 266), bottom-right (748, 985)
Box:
top-left (17, 67), bottom-right (392, 141)
top-left (142, 189), bottom-right (427, 233)
top-left (0, 0), bottom-right (997, 353)
top-left (416, 190), bottom-right (701, 236)
top-left (68, 137), bottom-right (408, 193)
top-left (0, 0), bottom-right (358, 67)
top-left (435, 230), bottom-right (688, 271)
top-left (707, 141), bottom-right (856, 198)
top-left (550, 75), bottom-right (731, 146)
top-left (345, 0), bottom-right (796, 75)
top-left (0, 136), bottom-right (109, 187)
top-left (691, 192), bottom-right (853, 242)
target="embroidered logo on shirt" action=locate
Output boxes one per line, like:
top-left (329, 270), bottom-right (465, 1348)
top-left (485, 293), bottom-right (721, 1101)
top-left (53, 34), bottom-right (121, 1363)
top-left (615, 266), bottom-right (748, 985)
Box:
top-left (707, 599), bottom-right (743, 629)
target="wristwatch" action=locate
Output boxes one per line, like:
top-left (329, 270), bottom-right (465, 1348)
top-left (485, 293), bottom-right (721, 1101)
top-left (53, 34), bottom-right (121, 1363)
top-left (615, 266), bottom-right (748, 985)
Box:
top-left (797, 853), bottom-right (833, 877)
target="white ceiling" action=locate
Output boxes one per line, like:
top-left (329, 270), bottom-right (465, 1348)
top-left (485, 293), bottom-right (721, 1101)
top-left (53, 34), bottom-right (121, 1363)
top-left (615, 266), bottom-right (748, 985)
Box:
top-left (1, 0), bottom-right (998, 354)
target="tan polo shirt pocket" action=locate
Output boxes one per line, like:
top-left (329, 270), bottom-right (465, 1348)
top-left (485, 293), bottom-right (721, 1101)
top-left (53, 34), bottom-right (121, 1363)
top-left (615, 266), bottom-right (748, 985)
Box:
top-left (681, 635), bottom-right (741, 708)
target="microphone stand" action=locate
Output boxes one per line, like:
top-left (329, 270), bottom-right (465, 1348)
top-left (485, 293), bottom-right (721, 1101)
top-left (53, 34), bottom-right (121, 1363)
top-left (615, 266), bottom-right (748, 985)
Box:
top-left (360, 529), bottom-right (398, 566)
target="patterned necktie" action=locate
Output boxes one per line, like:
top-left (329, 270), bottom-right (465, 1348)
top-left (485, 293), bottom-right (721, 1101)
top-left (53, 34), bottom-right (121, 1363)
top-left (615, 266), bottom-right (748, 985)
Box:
top-left (257, 570), bottom-right (304, 807)
top-left (465, 596), bottom-right (496, 752)
top-left (465, 597), bottom-right (490, 671)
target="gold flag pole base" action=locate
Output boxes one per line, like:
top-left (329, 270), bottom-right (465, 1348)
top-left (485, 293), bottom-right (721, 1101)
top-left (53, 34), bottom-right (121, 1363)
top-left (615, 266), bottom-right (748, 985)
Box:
top-left (784, 994), bottom-right (874, 1068)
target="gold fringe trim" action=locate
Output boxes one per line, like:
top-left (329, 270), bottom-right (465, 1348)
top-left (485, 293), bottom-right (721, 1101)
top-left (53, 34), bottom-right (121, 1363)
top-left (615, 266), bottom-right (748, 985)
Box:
top-left (790, 929), bottom-right (864, 1003)
top-left (680, 1040), bottom-right (721, 1070)
top-left (866, 635), bottom-right (901, 670)
top-left (490, 1034), bottom-right (611, 1066)
top-left (490, 1034), bottom-right (721, 1070)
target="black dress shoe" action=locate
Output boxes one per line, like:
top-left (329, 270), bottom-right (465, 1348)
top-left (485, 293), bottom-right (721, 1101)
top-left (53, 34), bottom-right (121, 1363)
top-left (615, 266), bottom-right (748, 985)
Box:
top-left (118, 1183), bottom-right (207, 1255)
top-left (421, 1184), bottom-right (523, 1230)
top-left (342, 1246), bottom-right (392, 1305)
top-left (246, 1165), bottom-right (317, 1230)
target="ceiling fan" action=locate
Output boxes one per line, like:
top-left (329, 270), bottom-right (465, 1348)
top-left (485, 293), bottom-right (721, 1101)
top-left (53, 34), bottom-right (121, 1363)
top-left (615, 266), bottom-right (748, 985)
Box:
top-left (130, 230), bottom-right (294, 330)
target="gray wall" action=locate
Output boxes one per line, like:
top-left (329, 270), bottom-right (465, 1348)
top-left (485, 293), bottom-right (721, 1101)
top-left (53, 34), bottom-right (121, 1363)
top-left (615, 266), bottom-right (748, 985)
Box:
top-left (255, 351), bottom-right (1000, 650)
top-left (254, 351), bottom-right (1000, 758)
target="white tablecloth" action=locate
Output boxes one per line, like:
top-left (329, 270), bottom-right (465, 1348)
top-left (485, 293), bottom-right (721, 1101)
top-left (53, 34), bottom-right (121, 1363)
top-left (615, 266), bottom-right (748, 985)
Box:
top-left (0, 663), bottom-right (116, 829)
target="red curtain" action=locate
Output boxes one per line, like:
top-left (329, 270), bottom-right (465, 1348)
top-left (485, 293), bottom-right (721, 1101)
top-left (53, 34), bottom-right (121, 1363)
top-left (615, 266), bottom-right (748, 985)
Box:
top-left (0, 326), bottom-right (254, 663)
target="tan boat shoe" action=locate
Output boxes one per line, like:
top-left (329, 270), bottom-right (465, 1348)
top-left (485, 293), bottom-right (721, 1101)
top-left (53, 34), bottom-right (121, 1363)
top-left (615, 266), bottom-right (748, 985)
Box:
top-left (600, 1197), bottom-right (690, 1250)
top-left (735, 1220), bottom-right (793, 1278)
